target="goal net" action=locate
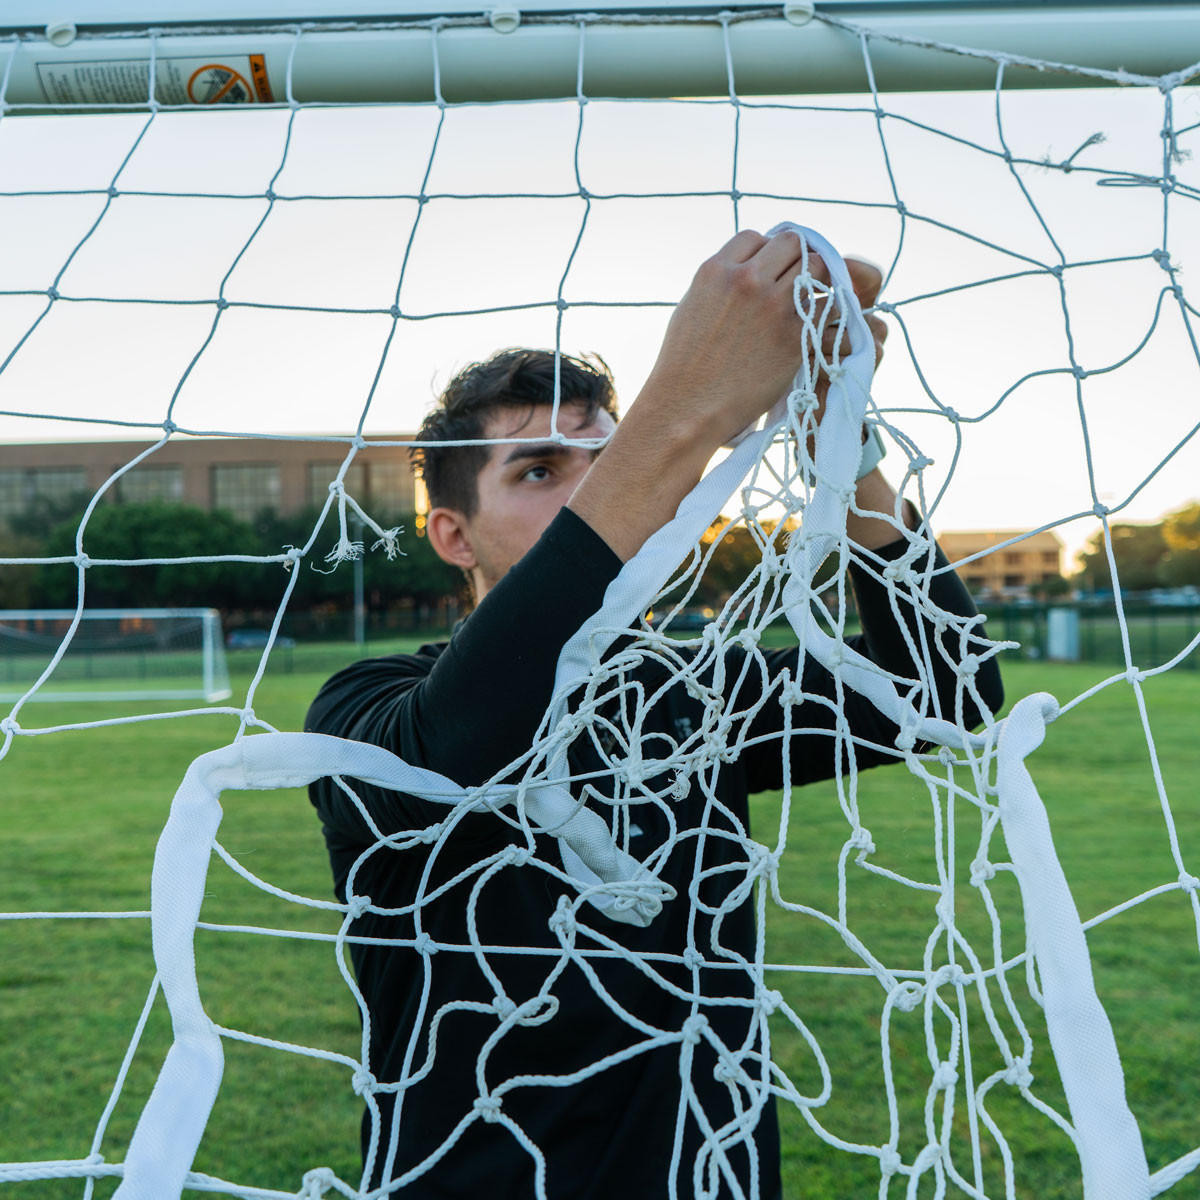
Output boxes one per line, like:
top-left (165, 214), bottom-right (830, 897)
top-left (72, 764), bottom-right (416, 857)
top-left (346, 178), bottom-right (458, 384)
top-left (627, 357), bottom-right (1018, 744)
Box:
top-left (1, 4), bottom-right (1198, 1199)
top-left (0, 608), bottom-right (230, 702)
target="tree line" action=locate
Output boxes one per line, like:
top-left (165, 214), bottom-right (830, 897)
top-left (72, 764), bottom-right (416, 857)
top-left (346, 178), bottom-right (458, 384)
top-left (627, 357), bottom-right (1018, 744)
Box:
top-left (5, 494), bottom-right (1199, 620)
top-left (1074, 502), bottom-right (1200, 593)
top-left (0, 497), bottom-right (462, 619)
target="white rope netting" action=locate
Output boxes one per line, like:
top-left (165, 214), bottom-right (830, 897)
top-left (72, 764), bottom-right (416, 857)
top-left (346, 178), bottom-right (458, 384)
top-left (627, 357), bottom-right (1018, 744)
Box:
top-left (2, 9), bottom-right (1199, 1200)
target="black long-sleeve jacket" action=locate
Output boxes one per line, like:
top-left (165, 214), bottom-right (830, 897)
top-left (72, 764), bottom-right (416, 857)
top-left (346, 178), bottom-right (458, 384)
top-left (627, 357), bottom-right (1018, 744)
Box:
top-left (306, 508), bottom-right (1002, 1200)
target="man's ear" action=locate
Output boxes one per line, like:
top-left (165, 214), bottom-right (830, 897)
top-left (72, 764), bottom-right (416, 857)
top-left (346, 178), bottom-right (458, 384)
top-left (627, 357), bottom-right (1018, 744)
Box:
top-left (425, 506), bottom-right (478, 571)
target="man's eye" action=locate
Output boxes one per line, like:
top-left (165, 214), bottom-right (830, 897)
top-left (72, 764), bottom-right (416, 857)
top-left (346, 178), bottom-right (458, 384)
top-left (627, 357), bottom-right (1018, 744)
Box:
top-left (522, 464), bottom-right (551, 482)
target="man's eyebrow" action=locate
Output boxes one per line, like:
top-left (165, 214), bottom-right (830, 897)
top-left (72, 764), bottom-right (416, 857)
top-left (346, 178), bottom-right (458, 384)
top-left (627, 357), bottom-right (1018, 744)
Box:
top-left (501, 441), bottom-right (573, 466)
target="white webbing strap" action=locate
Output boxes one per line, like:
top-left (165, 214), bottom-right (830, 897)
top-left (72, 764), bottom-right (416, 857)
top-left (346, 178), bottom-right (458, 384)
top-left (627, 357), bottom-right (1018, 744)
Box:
top-left (113, 731), bottom-right (653, 1200)
top-left (996, 693), bottom-right (1150, 1199)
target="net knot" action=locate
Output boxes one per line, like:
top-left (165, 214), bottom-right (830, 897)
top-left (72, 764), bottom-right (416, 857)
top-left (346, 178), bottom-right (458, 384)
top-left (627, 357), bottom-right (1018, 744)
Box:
top-left (46, 286), bottom-right (59, 300)
top-left (931, 964), bottom-right (966, 988)
top-left (941, 407), bottom-right (959, 424)
top-left (390, 304), bottom-right (402, 319)
top-left (758, 988), bottom-right (784, 1015)
top-left (735, 627), bottom-right (760, 650)
top-left (1092, 502), bottom-right (1110, 518)
top-left (300, 1167), bottom-right (336, 1198)
top-left (957, 654), bottom-right (980, 678)
top-left (351, 1067), bottom-right (376, 1096)
top-left (682, 947), bottom-right (705, 971)
top-left (265, 187), bottom-right (276, 202)
top-left (1152, 247), bottom-right (1171, 266)
top-left (1072, 364), bottom-right (1088, 380)
top-left (1179, 872), bottom-right (1200, 893)
top-left (413, 932), bottom-right (437, 955)
top-left (493, 995), bottom-right (517, 1020)
top-left (933, 1061), bottom-right (958, 1089)
top-left (970, 859), bottom-right (996, 886)
top-left (788, 386), bottom-right (820, 412)
top-left (161, 419), bottom-right (177, 434)
top-left (894, 725), bottom-right (917, 753)
top-left (873, 300), bottom-right (895, 315)
top-left (713, 1058), bottom-right (737, 1084)
top-left (937, 746), bottom-right (958, 766)
top-left (578, 186), bottom-right (591, 200)
top-left (346, 894), bottom-right (371, 919)
top-left (75, 553), bottom-right (92, 569)
top-left (671, 769), bottom-right (691, 800)
top-left (730, 188), bottom-right (742, 202)
top-left (681, 1014), bottom-right (708, 1045)
top-left (909, 454), bottom-right (933, 471)
top-left (894, 200), bottom-right (908, 216)
top-left (0, 716), bottom-right (19, 737)
top-left (890, 981), bottom-right (923, 1013)
top-left (473, 1094), bottom-right (503, 1122)
top-left (556, 298), bottom-right (568, 312)
top-left (1004, 1060), bottom-right (1034, 1088)
top-left (504, 844), bottom-right (532, 868)
top-left (548, 900), bottom-right (576, 937)
top-left (848, 827), bottom-right (874, 856)
top-left (878, 1146), bottom-right (902, 1176)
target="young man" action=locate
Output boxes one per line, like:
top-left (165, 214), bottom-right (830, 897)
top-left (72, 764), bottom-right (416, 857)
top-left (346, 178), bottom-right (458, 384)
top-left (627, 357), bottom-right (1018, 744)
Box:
top-left (307, 230), bottom-right (1002, 1198)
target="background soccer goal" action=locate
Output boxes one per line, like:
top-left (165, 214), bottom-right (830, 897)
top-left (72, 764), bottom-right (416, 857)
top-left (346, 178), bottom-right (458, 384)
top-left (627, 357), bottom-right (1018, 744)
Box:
top-left (2, 2), bottom-right (1199, 1198)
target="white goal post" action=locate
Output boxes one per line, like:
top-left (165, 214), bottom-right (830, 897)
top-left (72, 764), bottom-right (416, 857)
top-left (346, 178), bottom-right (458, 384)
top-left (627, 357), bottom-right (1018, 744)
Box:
top-left (2, 3), bottom-right (1200, 1200)
top-left (0, 607), bottom-right (231, 702)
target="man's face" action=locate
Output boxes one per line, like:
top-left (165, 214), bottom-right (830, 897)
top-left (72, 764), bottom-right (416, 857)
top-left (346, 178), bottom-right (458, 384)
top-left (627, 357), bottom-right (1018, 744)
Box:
top-left (453, 401), bottom-right (616, 597)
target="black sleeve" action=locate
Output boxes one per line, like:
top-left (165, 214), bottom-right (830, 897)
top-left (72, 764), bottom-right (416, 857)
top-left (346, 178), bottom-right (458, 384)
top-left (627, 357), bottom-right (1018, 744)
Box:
top-left (737, 534), bottom-right (1004, 794)
top-left (305, 507), bottom-right (623, 842)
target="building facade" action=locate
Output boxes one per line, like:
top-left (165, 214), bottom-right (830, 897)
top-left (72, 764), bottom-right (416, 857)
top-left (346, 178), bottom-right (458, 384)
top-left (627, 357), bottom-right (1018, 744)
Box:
top-left (938, 529), bottom-right (1065, 598)
top-left (0, 436), bottom-right (419, 525)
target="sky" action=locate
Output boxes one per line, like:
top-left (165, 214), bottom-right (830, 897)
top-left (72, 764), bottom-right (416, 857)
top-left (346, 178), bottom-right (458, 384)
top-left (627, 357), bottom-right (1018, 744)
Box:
top-left (1, 72), bottom-right (1198, 566)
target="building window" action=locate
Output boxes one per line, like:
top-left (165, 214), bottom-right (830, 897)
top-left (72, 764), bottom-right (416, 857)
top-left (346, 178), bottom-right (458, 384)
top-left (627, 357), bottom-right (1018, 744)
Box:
top-left (370, 458), bottom-right (413, 513)
top-left (1042, 551), bottom-right (1060, 566)
top-left (0, 468), bottom-right (26, 518)
top-left (307, 461), bottom-right (366, 508)
top-left (0, 467), bottom-right (88, 519)
top-left (1003, 574), bottom-right (1023, 588)
top-left (212, 464), bottom-right (281, 520)
top-left (119, 465), bottom-right (184, 504)
top-left (1004, 551), bottom-right (1023, 566)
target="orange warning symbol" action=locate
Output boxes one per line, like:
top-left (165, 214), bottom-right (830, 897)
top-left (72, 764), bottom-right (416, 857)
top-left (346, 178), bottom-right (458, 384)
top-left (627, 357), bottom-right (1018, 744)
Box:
top-left (187, 63), bottom-right (253, 105)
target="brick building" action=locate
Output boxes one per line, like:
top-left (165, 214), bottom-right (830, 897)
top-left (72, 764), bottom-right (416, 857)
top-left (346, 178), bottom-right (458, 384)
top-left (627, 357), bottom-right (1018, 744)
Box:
top-left (938, 529), bottom-right (1065, 599)
top-left (0, 436), bottom-right (419, 525)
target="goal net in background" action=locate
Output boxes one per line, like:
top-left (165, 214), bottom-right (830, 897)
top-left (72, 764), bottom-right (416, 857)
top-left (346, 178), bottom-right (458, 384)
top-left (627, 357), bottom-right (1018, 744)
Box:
top-left (1, 3), bottom-right (1199, 1198)
top-left (0, 608), bottom-right (230, 702)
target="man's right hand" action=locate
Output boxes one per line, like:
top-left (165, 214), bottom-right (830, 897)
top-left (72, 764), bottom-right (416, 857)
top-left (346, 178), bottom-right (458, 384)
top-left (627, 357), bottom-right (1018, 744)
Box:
top-left (567, 229), bottom-right (886, 561)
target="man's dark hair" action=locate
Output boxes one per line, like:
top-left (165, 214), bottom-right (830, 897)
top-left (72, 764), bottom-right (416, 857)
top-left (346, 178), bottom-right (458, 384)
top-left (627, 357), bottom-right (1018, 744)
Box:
top-left (411, 348), bottom-right (618, 516)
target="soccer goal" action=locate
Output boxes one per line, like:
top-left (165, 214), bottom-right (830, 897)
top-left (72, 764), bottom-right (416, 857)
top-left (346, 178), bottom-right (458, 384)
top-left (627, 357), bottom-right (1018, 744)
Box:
top-left (1, 3), bottom-right (1199, 1199)
top-left (0, 607), bottom-right (231, 702)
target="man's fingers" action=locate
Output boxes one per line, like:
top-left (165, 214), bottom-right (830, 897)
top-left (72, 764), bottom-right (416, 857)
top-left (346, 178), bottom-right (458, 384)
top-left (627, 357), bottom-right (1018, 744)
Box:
top-left (846, 257), bottom-right (884, 309)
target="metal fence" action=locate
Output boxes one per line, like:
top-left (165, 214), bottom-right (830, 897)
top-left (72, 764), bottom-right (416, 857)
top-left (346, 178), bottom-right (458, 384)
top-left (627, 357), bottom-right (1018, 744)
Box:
top-left (983, 602), bottom-right (1200, 668)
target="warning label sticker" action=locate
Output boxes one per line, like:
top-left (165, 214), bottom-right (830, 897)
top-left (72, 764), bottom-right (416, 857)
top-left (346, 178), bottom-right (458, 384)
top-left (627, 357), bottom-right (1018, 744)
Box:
top-left (36, 54), bottom-right (274, 106)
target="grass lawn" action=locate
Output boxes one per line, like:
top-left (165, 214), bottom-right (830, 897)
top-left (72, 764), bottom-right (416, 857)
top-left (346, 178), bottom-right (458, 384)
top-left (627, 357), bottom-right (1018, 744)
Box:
top-left (1, 646), bottom-right (1197, 1198)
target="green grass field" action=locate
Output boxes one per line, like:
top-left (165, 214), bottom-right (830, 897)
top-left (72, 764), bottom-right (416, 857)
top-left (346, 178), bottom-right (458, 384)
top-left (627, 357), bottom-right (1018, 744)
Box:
top-left (2, 645), bottom-right (1197, 1198)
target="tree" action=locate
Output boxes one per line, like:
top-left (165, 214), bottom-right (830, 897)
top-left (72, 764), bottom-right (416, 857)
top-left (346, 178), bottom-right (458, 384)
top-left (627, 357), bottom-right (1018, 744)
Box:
top-left (1161, 501), bottom-right (1200, 586)
top-left (1074, 521), bottom-right (1167, 593)
top-left (36, 502), bottom-right (258, 610)
top-left (0, 529), bottom-right (41, 609)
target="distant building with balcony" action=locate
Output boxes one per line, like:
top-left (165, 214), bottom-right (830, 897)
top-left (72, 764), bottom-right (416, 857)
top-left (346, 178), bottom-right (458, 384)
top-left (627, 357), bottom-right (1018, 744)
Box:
top-left (938, 529), bottom-right (1065, 599)
top-left (0, 436), bottom-right (419, 525)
